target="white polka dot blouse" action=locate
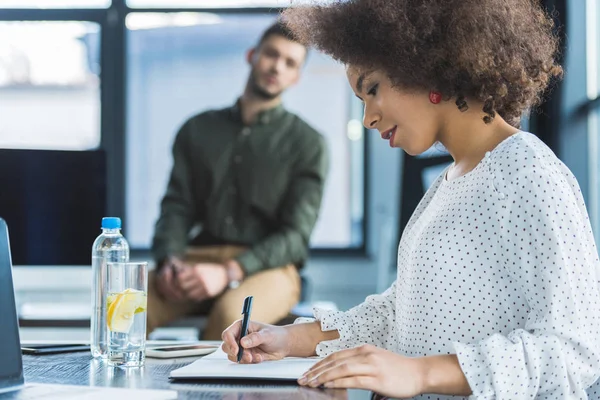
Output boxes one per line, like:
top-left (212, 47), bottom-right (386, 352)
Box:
top-left (310, 132), bottom-right (600, 399)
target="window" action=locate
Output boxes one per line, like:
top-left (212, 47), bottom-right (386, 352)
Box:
top-left (586, 0), bottom-right (600, 242)
top-left (0, 21), bottom-right (101, 150)
top-left (0, 0), bottom-right (110, 8)
top-left (127, 0), bottom-right (322, 8)
top-left (2, 2), bottom-right (367, 261)
top-left (125, 12), bottom-right (365, 249)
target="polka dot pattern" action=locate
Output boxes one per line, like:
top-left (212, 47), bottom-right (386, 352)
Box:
top-left (310, 132), bottom-right (600, 399)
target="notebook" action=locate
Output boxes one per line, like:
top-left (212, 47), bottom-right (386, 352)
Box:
top-left (169, 345), bottom-right (321, 381)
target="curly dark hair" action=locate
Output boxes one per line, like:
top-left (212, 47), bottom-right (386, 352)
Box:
top-left (282, 0), bottom-right (563, 127)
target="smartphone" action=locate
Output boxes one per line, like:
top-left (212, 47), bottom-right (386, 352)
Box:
top-left (146, 344), bottom-right (219, 359)
top-left (21, 344), bottom-right (90, 355)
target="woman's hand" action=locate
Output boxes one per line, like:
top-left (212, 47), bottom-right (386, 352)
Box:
top-left (298, 344), bottom-right (425, 399)
top-left (221, 320), bottom-right (292, 364)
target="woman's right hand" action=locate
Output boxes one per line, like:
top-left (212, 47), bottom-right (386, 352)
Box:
top-left (221, 320), bottom-right (291, 364)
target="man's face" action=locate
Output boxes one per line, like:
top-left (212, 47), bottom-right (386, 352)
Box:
top-left (247, 34), bottom-right (306, 100)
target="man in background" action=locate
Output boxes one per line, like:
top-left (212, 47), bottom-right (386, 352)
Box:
top-left (147, 21), bottom-right (329, 340)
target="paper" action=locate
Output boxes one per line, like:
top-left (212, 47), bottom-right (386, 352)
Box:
top-left (169, 345), bottom-right (321, 381)
top-left (25, 383), bottom-right (178, 399)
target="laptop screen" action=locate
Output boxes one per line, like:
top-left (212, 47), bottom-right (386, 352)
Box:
top-left (0, 218), bottom-right (25, 390)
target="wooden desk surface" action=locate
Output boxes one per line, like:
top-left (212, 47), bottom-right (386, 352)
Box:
top-left (22, 352), bottom-right (372, 400)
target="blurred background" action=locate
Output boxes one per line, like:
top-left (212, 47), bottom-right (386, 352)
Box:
top-left (0, 0), bottom-right (597, 341)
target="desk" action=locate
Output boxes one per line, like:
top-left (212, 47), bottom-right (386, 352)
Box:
top-left (22, 352), bottom-right (372, 400)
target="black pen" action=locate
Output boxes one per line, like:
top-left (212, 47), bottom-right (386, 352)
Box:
top-left (237, 295), bottom-right (253, 363)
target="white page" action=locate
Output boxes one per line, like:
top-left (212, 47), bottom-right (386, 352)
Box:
top-left (170, 345), bottom-right (321, 381)
top-left (26, 383), bottom-right (177, 399)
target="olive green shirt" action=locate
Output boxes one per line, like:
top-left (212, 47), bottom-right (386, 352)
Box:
top-left (151, 100), bottom-right (329, 275)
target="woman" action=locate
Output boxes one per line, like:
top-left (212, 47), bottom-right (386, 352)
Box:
top-left (222, 0), bottom-right (600, 398)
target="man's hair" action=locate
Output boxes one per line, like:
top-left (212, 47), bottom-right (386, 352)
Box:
top-left (256, 20), bottom-right (306, 50)
top-left (282, 0), bottom-right (563, 127)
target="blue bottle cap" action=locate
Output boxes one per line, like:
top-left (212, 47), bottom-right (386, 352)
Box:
top-left (101, 217), bottom-right (121, 229)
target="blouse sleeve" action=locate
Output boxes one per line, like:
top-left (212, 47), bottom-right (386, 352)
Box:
top-left (305, 281), bottom-right (398, 357)
top-left (454, 164), bottom-right (600, 399)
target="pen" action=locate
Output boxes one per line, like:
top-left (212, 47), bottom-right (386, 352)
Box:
top-left (237, 295), bottom-right (253, 363)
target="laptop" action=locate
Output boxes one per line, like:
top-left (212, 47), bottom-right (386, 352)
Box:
top-left (0, 218), bottom-right (177, 399)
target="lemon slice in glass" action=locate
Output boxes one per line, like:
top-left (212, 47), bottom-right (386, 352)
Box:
top-left (106, 288), bottom-right (147, 333)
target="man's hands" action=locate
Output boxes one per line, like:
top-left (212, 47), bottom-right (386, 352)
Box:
top-left (155, 256), bottom-right (186, 302)
top-left (155, 256), bottom-right (232, 302)
top-left (177, 262), bottom-right (229, 301)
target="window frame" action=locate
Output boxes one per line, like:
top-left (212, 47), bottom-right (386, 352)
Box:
top-left (1, 0), bottom-right (369, 256)
top-left (0, 7), bottom-right (124, 219)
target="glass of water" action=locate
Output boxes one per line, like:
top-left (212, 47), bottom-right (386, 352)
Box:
top-left (106, 261), bottom-right (148, 367)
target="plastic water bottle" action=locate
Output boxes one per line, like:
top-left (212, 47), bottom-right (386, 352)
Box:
top-left (91, 217), bottom-right (130, 358)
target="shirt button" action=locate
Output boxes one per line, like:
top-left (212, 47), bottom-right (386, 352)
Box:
top-left (241, 127), bottom-right (251, 136)
top-left (234, 155), bottom-right (242, 164)
top-left (225, 216), bottom-right (233, 224)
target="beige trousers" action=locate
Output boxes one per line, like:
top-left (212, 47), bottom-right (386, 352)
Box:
top-left (146, 245), bottom-right (301, 340)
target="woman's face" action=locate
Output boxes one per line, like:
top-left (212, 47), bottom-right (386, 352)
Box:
top-left (347, 67), bottom-right (442, 156)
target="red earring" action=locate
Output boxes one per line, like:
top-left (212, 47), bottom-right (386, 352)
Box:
top-left (429, 91), bottom-right (442, 104)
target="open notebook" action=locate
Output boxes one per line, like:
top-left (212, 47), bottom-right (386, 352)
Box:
top-left (169, 345), bottom-right (322, 381)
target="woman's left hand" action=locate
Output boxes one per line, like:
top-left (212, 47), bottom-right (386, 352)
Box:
top-left (297, 344), bottom-right (425, 399)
